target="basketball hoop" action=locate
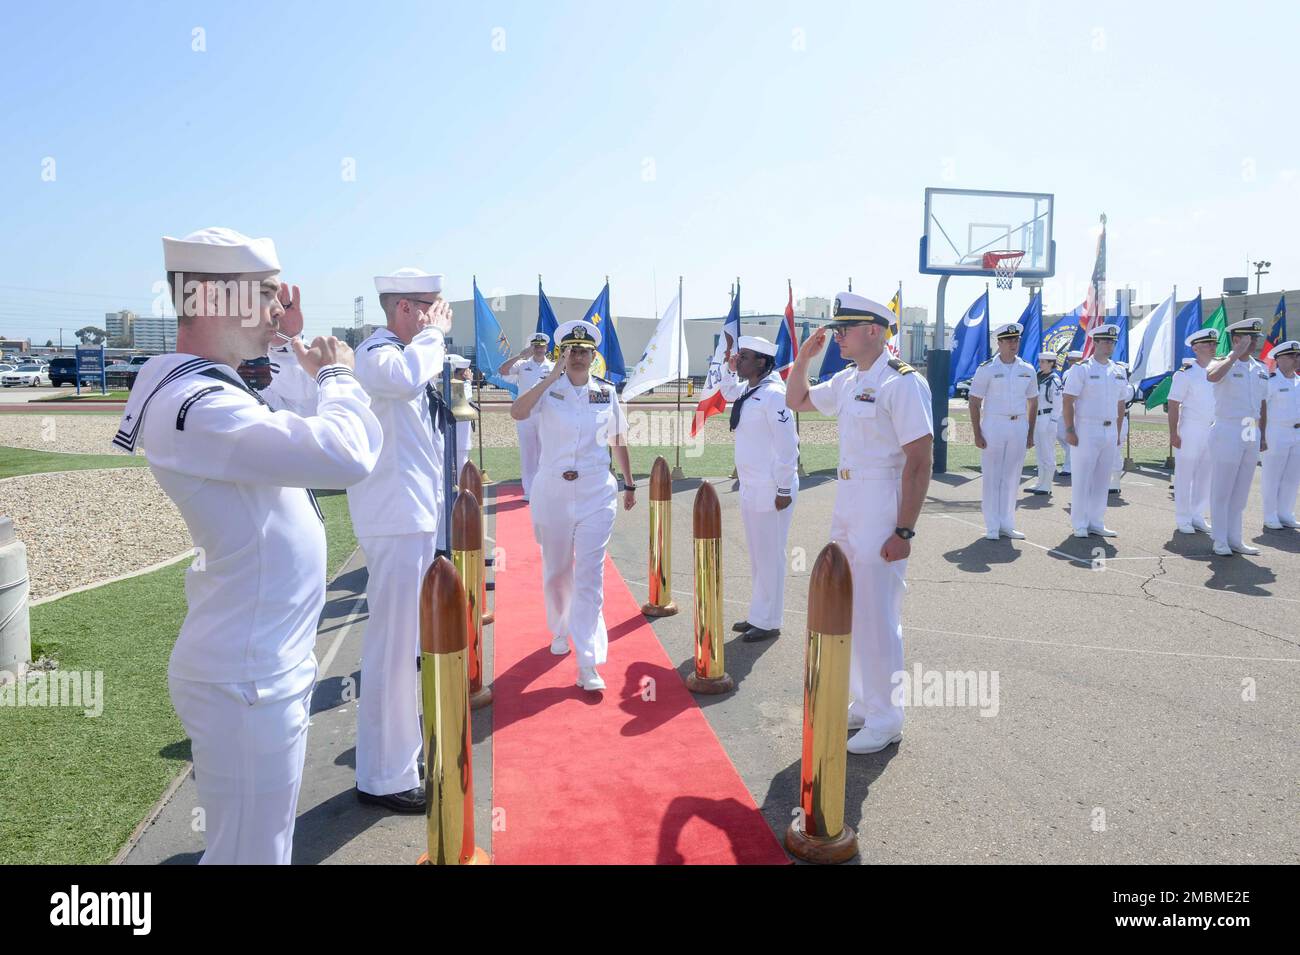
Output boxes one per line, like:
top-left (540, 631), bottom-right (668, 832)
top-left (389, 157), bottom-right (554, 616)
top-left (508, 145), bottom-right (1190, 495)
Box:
top-left (983, 250), bottom-right (1025, 290)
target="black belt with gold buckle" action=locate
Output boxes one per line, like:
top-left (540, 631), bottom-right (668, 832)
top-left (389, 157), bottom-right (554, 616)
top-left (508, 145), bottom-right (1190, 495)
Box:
top-left (562, 470), bottom-right (579, 481)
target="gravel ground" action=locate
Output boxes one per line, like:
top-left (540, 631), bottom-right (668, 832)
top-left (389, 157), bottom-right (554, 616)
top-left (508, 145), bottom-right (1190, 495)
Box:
top-left (0, 467), bottom-right (189, 600)
top-left (0, 412), bottom-right (130, 456)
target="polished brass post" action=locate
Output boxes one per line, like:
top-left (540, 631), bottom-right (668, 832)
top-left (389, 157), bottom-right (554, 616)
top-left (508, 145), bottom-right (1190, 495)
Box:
top-left (417, 557), bottom-right (489, 865)
top-left (451, 489), bottom-right (492, 710)
top-left (459, 461), bottom-right (494, 623)
top-left (785, 543), bottom-right (857, 864)
top-left (641, 456), bottom-right (678, 617)
top-left (685, 481), bottom-right (732, 694)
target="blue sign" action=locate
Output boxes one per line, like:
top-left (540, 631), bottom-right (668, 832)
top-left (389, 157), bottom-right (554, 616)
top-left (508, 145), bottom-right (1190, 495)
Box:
top-left (75, 346), bottom-right (107, 396)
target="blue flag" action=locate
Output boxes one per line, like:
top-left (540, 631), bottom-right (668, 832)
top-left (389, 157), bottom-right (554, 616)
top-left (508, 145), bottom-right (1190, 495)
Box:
top-left (474, 279), bottom-right (518, 396)
top-left (537, 279), bottom-right (559, 351)
top-left (817, 334), bottom-right (850, 382)
top-left (1113, 291), bottom-right (1132, 366)
top-left (1174, 294), bottom-right (1202, 368)
top-left (1016, 292), bottom-right (1043, 363)
top-left (582, 281), bottom-right (627, 384)
top-left (949, 290), bottom-right (991, 397)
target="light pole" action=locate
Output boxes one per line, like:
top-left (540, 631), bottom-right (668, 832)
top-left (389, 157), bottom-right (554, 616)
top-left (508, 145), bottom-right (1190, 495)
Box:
top-left (1253, 260), bottom-right (1271, 295)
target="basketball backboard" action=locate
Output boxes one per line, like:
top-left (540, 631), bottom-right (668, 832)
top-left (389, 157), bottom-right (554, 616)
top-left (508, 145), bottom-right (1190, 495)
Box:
top-left (919, 187), bottom-right (1055, 279)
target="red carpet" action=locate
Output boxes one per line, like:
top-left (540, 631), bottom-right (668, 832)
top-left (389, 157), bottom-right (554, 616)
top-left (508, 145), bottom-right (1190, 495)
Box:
top-left (489, 484), bottom-right (789, 865)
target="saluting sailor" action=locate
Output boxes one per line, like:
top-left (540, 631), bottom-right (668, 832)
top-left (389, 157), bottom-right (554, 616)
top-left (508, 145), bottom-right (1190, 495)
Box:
top-left (509, 320), bottom-right (637, 691)
top-left (348, 268), bottom-right (454, 813)
top-left (1206, 318), bottom-right (1270, 556)
top-left (447, 354), bottom-right (477, 481)
top-left (1061, 324), bottom-right (1126, 538)
top-left (719, 335), bottom-right (800, 643)
top-left (968, 322), bottom-right (1037, 538)
top-left (1108, 361), bottom-right (1136, 494)
top-left (1260, 339), bottom-right (1300, 530)
top-left (115, 227), bottom-right (383, 864)
top-left (499, 332), bottom-right (555, 503)
top-left (787, 293), bottom-right (933, 756)
top-left (1168, 328), bottom-right (1219, 534)
top-left (1057, 349), bottom-right (1083, 476)
top-left (1029, 350), bottom-right (1063, 494)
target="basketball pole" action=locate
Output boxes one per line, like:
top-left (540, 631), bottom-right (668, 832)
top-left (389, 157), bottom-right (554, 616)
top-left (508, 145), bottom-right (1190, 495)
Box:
top-left (928, 274), bottom-right (952, 475)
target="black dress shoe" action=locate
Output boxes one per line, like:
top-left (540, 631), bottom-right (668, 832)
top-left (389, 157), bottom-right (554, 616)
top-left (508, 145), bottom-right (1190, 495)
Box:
top-left (356, 786), bottom-right (426, 813)
top-left (731, 619), bottom-right (751, 633)
top-left (741, 626), bottom-right (780, 643)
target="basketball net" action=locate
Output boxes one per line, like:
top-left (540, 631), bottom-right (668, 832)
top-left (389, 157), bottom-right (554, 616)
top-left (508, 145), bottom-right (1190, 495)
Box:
top-left (983, 251), bottom-right (1025, 290)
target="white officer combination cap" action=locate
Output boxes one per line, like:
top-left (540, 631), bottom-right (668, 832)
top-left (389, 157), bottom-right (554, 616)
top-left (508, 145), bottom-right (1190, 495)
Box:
top-left (447, 354), bottom-right (471, 369)
top-left (530, 332), bottom-right (550, 345)
top-left (556, 319), bottom-right (601, 349)
top-left (1272, 339), bottom-right (1300, 358)
top-left (162, 227), bottom-right (280, 274)
top-left (830, 292), bottom-right (893, 328)
top-left (374, 267), bottom-right (444, 295)
top-left (994, 322), bottom-right (1023, 340)
top-left (1226, 317), bottom-right (1264, 336)
top-left (1066, 349), bottom-right (1084, 360)
top-left (737, 335), bottom-right (777, 357)
top-left (1089, 323), bottom-right (1119, 340)
top-left (1185, 327), bottom-right (1220, 347)
top-left (1037, 351), bottom-right (1058, 362)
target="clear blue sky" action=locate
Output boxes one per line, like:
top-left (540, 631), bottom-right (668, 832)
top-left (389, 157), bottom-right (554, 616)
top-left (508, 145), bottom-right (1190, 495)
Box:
top-left (2, 0), bottom-right (1297, 344)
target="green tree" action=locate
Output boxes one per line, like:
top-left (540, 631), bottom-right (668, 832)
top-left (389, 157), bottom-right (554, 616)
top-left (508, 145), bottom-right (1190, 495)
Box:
top-left (74, 326), bottom-right (108, 345)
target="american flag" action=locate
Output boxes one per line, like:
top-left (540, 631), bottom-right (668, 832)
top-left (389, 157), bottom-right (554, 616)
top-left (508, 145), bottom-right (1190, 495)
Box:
top-left (1080, 215), bottom-right (1107, 358)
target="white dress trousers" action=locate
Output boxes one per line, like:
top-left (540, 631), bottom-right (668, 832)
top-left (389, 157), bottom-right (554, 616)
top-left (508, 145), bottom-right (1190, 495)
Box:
top-left (1262, 372), bottom-right (1300, 524)
top-left (355, 531), bottom-right (438, 796)
top-left (168, 654), bottom-right (318, 865)
top-left (1210, 358), bottom-right (1269, 549)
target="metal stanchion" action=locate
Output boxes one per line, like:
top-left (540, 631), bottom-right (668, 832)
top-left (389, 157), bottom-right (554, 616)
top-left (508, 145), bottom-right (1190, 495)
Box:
top-left (451, 490), bottom-right (492, 710)
top-left (417, 557), bottom-right (489, 865)
top-left (641, 456), bottom-right (678, 618)
top-left (460, 461), bottom-right (495, 612)
top-left (685, 481), bottom-right (733, 694)
top-left (785, 543), bottom-right (857, 864)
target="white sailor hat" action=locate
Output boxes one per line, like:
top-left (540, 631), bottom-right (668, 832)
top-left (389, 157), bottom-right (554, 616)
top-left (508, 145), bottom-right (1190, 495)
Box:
top-left (737, 335), bottom-right (777, 357)
top-left (1185, 327), bottom-right (1220, 347)
top-left (1089, 323), bottom-right (1119, 341)
top-left (374, 268), bottom-right (444, 296)
top-left (1271, 339), bottom-right (1300, 358)
top-left (1226, 317), bottom-right (1265, 336)
top-left (529, 332), bottom-right (551, 345)
top-left (556, 319), bottom-right (601, 349)
top-left (994, 321), bottom-right (1023, 341)
top-left (163, 227), bottom-right (280, 274)
top-left (447, 354), bottom-right (471, 369)
top-left (1066, 349), bottom-right (1084, 360)
top-left (1037, 351), bottom-right (1058, 362)
top-left (830, 292), bottom-right (893, 328)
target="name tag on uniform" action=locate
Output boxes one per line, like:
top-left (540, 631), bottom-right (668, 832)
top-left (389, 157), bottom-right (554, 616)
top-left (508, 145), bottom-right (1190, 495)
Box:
top-left (1232, 373), bottom-right (1244, 378)
top-left (589, 389), bottom-right (611, 404)
top-left (1089, 375), bottom-right (1100, 380)
top-left (549, 390), bottom-right (565, 400)
top-left (993, 373), bottom-right (1005, 379)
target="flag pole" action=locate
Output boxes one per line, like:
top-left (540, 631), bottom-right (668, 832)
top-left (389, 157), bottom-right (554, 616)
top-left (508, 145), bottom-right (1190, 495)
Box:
top-left (1165, 284), bottom-right (1177, 470)
top-left (672, 275), bottom-right (685, 481)
top-left (473, 275), bottom-right (490, 483)
top-left (1122, 289), bottom-right (1132, 471)
top-left (792, 277), bottom-right (806, 478)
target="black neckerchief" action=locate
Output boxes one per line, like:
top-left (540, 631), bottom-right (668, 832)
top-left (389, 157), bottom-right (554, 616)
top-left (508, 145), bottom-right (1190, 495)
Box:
top-left (426, 383), bottom-right (452, 435)
top-left (730, 380), bottom-right (763, 431)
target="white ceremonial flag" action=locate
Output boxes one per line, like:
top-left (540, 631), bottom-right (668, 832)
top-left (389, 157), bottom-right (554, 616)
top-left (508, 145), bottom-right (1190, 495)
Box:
top-left (622, 290), bottom-right (686, 401)
top-left (1130, 291), bottom-right (1175, 388)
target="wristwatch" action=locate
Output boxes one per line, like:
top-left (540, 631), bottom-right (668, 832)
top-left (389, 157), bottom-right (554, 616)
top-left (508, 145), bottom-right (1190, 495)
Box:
top-left (623, 481), bottom-right (637, 492)
top-left (895, 527), bottom-right (915, 540)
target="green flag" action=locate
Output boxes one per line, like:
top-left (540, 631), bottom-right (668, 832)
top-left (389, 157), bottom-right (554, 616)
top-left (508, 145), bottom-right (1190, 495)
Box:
top-left (1204, 302), bottom-right (1229, 356)
top-left (1144, 372), bottom-right (1172, 409)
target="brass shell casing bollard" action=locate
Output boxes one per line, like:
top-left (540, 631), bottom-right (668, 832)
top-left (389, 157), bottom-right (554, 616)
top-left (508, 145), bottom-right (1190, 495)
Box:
top-left (641, 456), bottom-right (678, 618)
top-left (459, 461), bottom-right (494, 624)
top-left (685, 481), bottom-right (732, 694)
top-left (451, 490), bottom-right (492, 710)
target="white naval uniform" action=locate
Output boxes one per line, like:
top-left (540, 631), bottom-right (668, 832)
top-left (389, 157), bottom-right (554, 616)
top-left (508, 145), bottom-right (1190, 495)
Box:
top-left (348, 326), bottom-right (447, 797)
top-left (1032, 370), bottom-right (1062, 490)
top-left (529, 373), bottom-right (627, 667)
top-left (114, 353), bottom-right (382, 864)
top-left (1262, 370), bottom-right (1300, 525)
top-left (808, 352), bottom-right (933, 738)
top-left (1168, 362), bottom-right (1215, 527)
top-left (969, 355), bottom-right (1036, 533)
top-left (1110, 366), bottom-right (1135, 491)
top-left (1062, 357), bottom-right (1127, 532)
top-left (1209, 356), bottom-right (1269, 549)
top-left (723, 371), bottom-right (800, 631)
top-left (504, 357), bottom-right (555, 500)
top-left (1056, 364), bottom-right (1075, 474)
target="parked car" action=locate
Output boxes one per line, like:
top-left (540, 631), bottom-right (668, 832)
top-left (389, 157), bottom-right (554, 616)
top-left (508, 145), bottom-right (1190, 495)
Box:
top-left (47, 357), bottom-right (101, 387)
top-left (2, 364), bottom-right (50, 388)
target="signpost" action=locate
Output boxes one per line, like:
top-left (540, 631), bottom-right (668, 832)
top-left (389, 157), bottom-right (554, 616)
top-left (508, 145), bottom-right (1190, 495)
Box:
top-left (74, 345), bottom-right (107, 396)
